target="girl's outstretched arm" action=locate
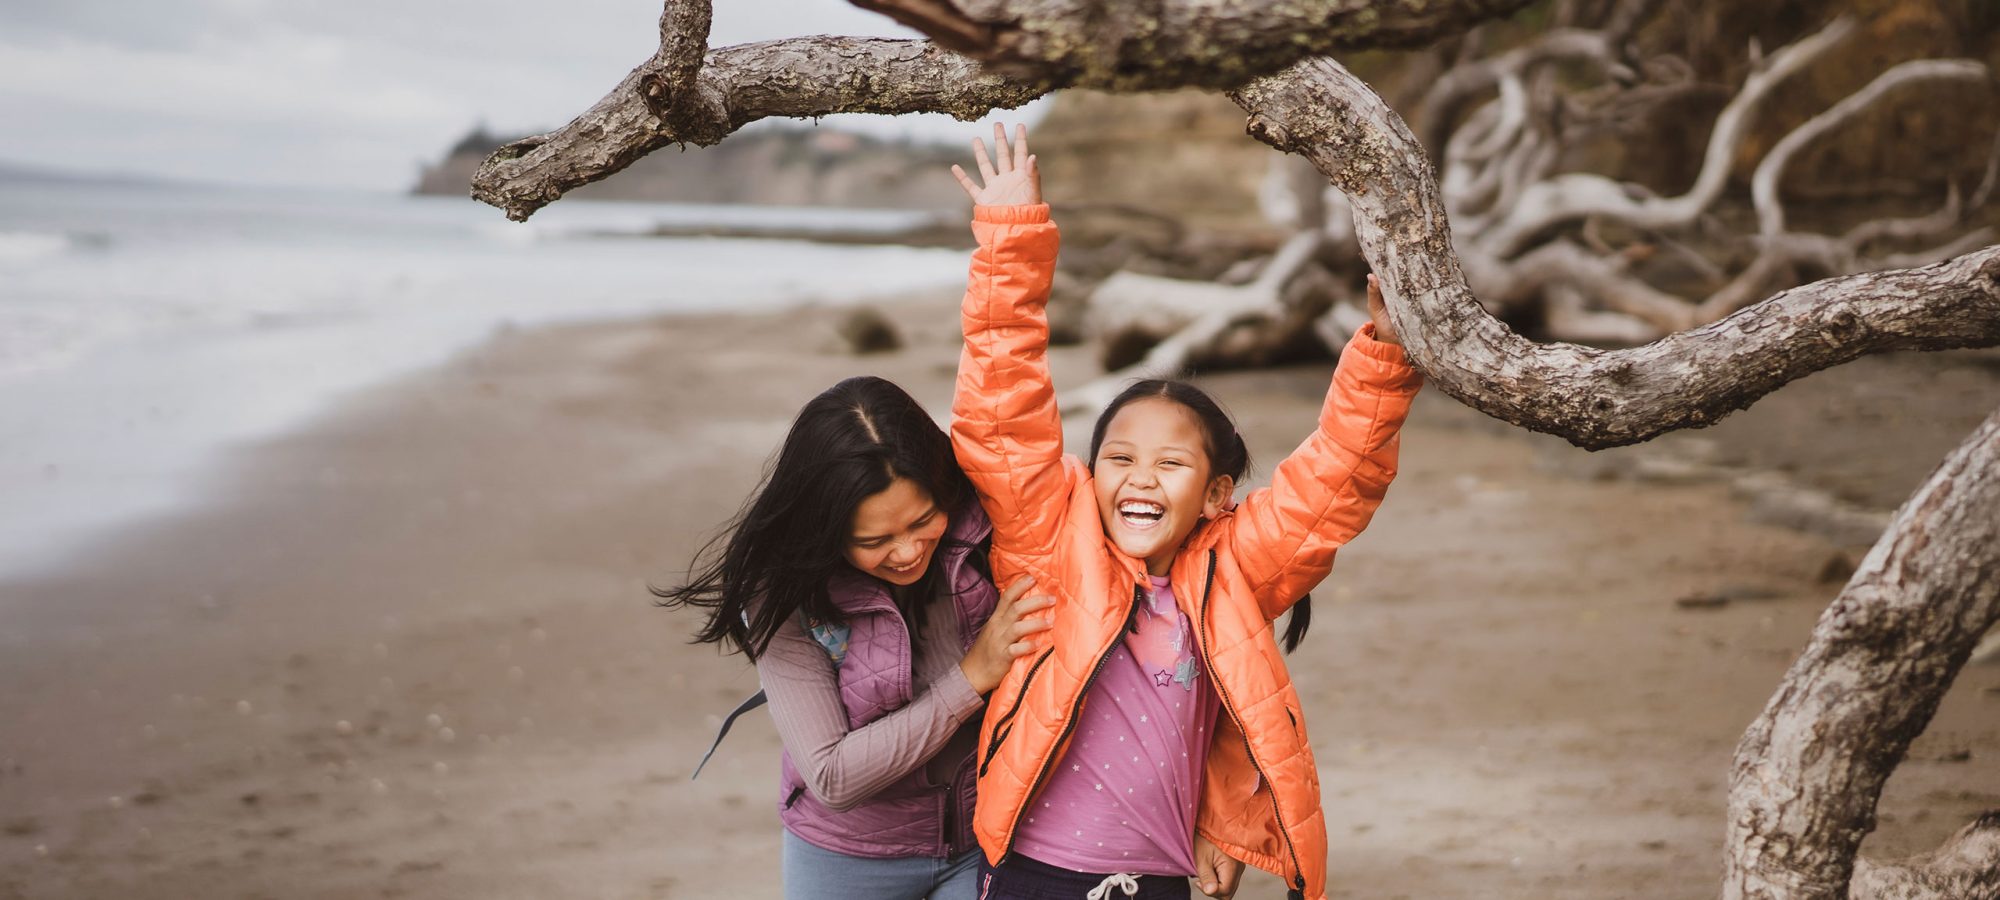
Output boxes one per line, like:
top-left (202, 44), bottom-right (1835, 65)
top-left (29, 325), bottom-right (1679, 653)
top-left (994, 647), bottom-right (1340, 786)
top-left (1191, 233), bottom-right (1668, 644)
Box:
top-left (949, 125), bottom-right (1067, 561)
top-left (1229, 274), bottom-right (1423, 620)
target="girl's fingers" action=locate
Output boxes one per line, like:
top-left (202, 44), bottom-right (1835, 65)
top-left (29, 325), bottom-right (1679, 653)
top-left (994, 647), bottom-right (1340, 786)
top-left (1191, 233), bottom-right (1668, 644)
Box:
top-left (992, 123), bottom-right (1011, 174)
top-left (1013, 124), bottom-right (1030, 171)
top-left (972, 138), bottom-right (998, 182)
top-left (950, 164), bottom-right (979, 197)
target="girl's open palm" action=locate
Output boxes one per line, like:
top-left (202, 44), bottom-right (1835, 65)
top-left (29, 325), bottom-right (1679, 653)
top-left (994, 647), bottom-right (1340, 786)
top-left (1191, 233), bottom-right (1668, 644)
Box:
top-left (951, 123), bottom-right (1040, 207)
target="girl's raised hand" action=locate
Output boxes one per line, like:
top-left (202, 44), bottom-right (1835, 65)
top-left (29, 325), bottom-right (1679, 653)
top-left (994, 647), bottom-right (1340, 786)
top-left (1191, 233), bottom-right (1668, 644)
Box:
top-left (1366, 273), bottom-right (1403, 346)
top-left (960, 575), bottom-right (1054, 695)
top-left (951, 123), bottom-right (1041, 207)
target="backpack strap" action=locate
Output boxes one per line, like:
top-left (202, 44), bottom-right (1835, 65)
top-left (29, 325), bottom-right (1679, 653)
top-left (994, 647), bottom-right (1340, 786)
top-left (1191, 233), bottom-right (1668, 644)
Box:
top-left (690, 689), bottom-right (767, 781)
top-left (691, 614), bottom-right (847, 780)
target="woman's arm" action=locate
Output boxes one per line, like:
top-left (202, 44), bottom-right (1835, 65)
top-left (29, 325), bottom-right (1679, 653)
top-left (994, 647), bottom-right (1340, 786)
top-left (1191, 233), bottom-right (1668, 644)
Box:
top-left (1229, 276), bottom-right (1423, 620)
top-left (949, 125), bottom-right (1068, 560)
top-left (758, 577), bottom-right (1051, 811)
top-left (758, 620), bottom-right (983, 811)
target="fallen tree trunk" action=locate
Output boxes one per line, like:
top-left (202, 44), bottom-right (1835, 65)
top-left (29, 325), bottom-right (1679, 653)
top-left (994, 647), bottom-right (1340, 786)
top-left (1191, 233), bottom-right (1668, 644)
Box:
top-left (1726, 402), bottom-right (2000, 900)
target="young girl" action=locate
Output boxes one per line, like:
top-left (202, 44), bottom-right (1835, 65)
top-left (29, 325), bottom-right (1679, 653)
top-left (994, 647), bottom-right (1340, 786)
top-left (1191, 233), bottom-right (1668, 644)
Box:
top-left (947, 126), bottom-right (1422, 900)
top-left (658, 375), bottom-right (1055, 900)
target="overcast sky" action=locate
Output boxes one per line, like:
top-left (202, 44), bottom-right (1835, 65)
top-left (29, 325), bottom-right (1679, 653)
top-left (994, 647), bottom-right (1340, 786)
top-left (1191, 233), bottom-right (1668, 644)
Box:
top-left (0, 0), bottom-right (1051, 191)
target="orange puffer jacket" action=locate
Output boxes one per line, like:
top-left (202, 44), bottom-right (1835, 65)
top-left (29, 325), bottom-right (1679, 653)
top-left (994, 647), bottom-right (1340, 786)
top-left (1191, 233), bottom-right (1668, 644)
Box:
top-left (950, 204), bottom-right (1423, 900)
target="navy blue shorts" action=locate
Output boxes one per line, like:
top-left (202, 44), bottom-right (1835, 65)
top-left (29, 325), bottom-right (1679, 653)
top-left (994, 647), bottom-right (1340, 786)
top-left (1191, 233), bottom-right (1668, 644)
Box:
top-left (976, 853), bottom-right (1191, 900)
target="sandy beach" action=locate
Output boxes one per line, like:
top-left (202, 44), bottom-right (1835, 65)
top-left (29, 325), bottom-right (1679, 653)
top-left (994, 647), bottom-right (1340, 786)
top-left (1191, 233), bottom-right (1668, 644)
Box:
top-left (2, 289), bottom-right (1996, 900)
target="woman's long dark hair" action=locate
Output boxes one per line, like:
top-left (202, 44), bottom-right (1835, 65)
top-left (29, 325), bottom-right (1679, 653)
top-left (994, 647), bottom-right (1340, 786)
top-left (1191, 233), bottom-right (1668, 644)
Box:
top-left (654, 376), bottom-right (981, 661)
top-left (1088, 379), bottom-right (1314, 653)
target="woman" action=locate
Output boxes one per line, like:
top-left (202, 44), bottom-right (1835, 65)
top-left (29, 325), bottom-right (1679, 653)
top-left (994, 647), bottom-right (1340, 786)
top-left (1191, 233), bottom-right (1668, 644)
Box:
top-left (658, 375), bottom-right (1052, 900)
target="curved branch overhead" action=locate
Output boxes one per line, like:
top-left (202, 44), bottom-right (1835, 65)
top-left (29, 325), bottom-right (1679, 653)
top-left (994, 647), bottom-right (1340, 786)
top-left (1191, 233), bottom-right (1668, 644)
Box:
top-left (847, 0), bottom-right (1539, 90)
top-left (471, 38), bottom-right (1049, 221)
top-left (471, 0), bottom-right (1544, 220)
top-left (1230, 57), bottom-right (2000, 450)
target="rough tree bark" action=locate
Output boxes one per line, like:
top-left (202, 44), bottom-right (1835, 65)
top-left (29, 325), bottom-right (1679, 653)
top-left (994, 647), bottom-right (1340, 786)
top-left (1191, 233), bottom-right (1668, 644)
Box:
top-left (847, 0), bottom-right (1539, 89)
top-left (472, 2), bottom-right (2000, 895)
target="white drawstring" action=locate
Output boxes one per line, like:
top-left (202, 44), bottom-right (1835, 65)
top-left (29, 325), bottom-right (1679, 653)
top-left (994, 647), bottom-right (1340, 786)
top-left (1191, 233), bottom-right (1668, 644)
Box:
top-left (1085, 872), bottom-right (1141, 899)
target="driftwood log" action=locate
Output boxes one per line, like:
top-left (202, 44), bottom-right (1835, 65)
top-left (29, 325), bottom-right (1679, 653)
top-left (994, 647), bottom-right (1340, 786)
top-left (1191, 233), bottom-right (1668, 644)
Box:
top-left (470, 1), bottom-right (2000, 895)
top-left (1726, 403), bottom-right (2000, 899)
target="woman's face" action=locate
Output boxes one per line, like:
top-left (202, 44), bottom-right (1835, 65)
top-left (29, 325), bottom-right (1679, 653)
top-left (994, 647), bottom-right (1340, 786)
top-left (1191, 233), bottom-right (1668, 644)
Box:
top-left (845, 476), bottom-right (948, 586)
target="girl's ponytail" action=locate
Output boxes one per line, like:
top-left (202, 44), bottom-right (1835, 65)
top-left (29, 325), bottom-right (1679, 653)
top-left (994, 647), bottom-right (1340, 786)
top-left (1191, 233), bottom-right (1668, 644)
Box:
top-left (1280, 598), bottom-right (1311, 654)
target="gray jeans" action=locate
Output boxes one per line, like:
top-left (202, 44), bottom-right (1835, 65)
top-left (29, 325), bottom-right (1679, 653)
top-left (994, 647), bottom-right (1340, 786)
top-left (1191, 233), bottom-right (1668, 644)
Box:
top-left (782, 829), bottom-right (980, 900)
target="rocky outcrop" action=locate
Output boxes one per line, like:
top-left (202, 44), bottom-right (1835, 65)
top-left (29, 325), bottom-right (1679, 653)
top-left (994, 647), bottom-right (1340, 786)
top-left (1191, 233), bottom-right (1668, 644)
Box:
top-left (414, 125), bottom-right (969, 210)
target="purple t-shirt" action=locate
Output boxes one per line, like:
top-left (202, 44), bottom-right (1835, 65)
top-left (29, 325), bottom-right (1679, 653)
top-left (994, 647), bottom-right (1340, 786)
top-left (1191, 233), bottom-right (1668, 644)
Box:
top-left (1012, 575), bottom-right (1223, 875)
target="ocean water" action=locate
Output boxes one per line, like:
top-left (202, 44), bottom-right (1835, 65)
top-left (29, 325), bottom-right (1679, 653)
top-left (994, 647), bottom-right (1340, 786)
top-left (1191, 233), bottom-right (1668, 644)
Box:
top-left (0, 180), bottom-right (970, 580)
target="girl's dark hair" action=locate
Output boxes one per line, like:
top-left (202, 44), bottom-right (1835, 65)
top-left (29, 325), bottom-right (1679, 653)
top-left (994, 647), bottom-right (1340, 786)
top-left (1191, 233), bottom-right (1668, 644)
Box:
top-left (1088, 380), bottom-right (1313, 653)
top-left (654, 376), bottom-right (983, 661)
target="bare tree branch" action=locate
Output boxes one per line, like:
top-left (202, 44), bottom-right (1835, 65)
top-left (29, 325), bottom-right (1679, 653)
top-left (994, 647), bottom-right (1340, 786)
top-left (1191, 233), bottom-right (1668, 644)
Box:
top-left (473, 0), bottom-right (1548, 220)
top-left (848, 0), bottom-right (1541, 91)
top-left (1850, 810), bottom-right (2000, 900)
top-left (1415, 28), bottom-right (1628, 156)
top-left (471, 38), bottom-right (1049, 220)
top-left (1063, 231), bottom-right (1329, 413)
top-left (1230, 55), bottom-right (2000, 450)
top-left (1724, 402), bottom-right (2000, 900)
top-left (1751, 58), bottom-right (1989, 236)
top-left (1473, 17), bottom-right (1857, 257)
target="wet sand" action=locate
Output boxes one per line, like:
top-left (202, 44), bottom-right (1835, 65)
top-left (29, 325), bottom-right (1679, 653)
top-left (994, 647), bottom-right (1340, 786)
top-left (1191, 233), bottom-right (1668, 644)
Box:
top-left (1, 291), bottom-right (1995, 899)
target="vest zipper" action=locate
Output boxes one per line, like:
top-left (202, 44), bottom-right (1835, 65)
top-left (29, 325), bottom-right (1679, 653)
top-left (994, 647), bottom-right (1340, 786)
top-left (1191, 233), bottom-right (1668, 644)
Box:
top-left (1196, 548), bottom-right (1308, 896)
top-left (941, 780), bottom-right (955, 856)
top-left (997, 582), bottom-right (1145, 865)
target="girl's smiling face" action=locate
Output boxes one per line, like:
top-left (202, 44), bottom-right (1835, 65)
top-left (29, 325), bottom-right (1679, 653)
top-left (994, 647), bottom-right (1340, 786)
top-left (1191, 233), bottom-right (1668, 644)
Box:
top-left (845, 476), bottom-right (948, 585)
top-left (1092, 398), bottom-right (1233, 576)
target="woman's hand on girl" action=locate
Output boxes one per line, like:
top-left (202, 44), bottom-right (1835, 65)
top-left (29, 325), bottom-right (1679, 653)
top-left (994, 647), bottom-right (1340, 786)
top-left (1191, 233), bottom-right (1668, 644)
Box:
top-left (950, 123), bottom-right (1041, 207)
top-left (1366, 273), bottom-right (1403, 346)
top-left (961, 576), bottom-right (1054, 695)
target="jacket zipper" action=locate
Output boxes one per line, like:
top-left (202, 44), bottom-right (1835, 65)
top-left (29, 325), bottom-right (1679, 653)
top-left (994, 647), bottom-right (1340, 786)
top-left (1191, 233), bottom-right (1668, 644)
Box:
top-left (979, 646), bottom-right (1052, 776)
top-left (996, 582), bottom-right (1145, 864)
top-left (1196, 548), bottom-right (1308, 898)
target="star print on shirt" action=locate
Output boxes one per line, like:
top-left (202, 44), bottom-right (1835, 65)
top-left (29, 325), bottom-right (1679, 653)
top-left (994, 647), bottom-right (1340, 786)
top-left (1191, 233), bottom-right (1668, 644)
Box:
top-left (1152, 669), bottom-right (1173, 687)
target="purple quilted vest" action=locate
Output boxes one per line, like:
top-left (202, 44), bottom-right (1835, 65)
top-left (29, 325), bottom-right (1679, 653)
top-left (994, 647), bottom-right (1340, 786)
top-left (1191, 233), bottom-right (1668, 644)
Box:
top-left (778, 505), bottom-right (997, 858)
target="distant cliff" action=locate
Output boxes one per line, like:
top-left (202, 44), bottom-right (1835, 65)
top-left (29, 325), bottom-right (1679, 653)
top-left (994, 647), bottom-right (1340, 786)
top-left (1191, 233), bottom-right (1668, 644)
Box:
top-left (414, 125), bottom-right (970, 209)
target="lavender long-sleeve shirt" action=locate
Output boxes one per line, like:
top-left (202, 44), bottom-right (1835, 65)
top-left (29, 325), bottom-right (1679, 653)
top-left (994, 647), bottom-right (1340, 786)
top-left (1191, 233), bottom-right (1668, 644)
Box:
top-left (757, 595), bottom-right (985, 811)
